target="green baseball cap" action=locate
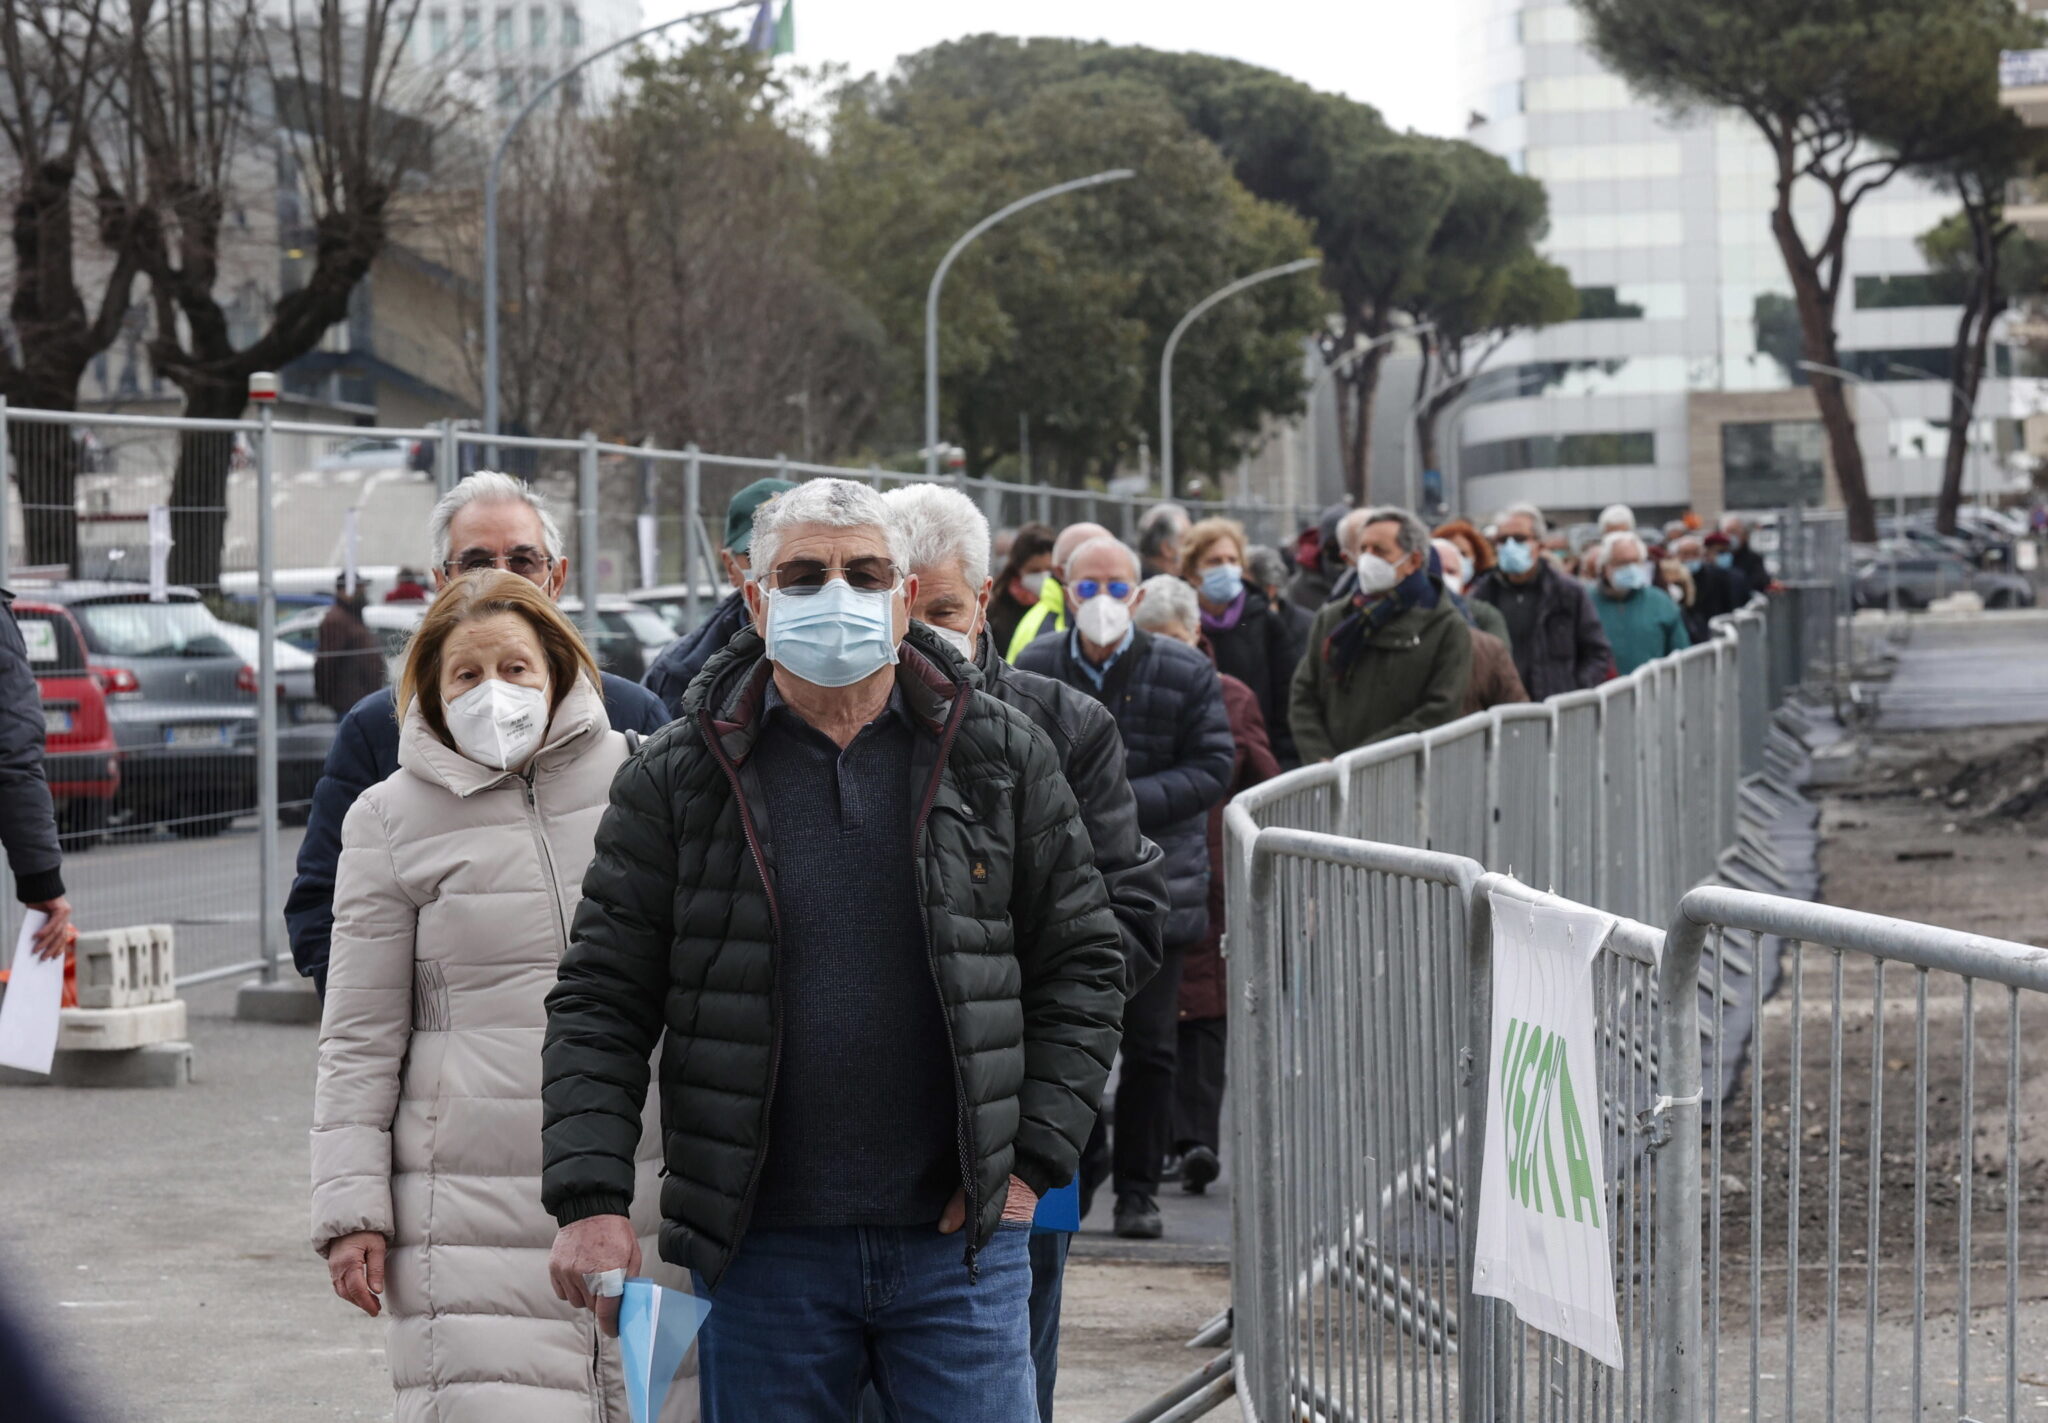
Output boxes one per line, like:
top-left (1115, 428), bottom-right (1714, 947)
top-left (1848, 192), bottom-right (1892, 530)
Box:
top-left (725, 478), bottom-right (798, 554)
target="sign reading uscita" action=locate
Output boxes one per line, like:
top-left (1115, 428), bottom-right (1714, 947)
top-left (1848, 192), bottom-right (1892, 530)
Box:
top-left (1473, 890), bottom-right (1625, 1370)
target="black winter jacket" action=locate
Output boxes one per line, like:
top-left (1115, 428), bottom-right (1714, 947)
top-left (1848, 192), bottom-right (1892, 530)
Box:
top-left (641, 588), bottom-right (750, 716)
top-left (1468, 562), bottom-right (1613, 701)
top-left (0, 592), bottom-right (63, 904)
top-left (969, 633), bottom-right (1170, 998)
top-left (541, 625), bottom-right (1124, 1285)
top-left (1205, 587), bottom-right (1301, 768)
top-left (1015, 630), bottom-right (1235, 947)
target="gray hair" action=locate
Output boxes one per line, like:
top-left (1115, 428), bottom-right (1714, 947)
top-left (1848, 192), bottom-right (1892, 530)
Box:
top-left (1601, 529), bottom-right (1645, 562)
top-left (749, 477), bottom-right (908, 578)
top-left (1361, 505), bottom-right (1431, 557)
top-left (1069, 534), bottom-right (1142, 583)
top-left (1246, 543), bottom-right (1288, 591)
top-left (1497, 501), bottom-right (1549, 539)
top-left (1132, 574), bottom-right (1199, 634)
top-left (1597, 502), bottom-right (1636, 533)
top-left (430, 471), bottom-right (565, 567)
top-left (882, 482), bottom-right (991, 589)
top-left (1137, 504), bottom-right (1188, 564)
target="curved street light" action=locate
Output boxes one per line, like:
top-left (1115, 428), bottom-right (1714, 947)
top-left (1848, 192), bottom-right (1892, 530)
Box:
top-left (1303, 321), bottom-right (1435, 509)
top-left (1158, 257), bottom-right (1321, 499)
top-left (484, 0), bottom-right (758, 445)
top-left (924, 169), bottom-right (1136, 479)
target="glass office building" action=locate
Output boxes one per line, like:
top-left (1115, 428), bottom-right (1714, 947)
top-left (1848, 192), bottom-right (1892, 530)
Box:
top-left (1459, 0), bottom-right (2041, 524)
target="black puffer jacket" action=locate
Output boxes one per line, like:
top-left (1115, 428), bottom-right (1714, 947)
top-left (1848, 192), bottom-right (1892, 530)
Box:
top-left (640, 588), bottom-right (749, 716)
top-left (1015, 630), bottom-right (1235, 947)
top-left (1205, 586), bottom-right (1301, 768)
top-left (0, 592), bottom-right (62, 904)
top-left (1468, 562), bottom-right (1613, 701)
top-left (542, 624), bottom-right (1124, 1285)
top-left (969, 633), bottom-right (1170, 998)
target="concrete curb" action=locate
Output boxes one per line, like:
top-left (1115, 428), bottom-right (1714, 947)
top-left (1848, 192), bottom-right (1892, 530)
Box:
top-left (234, 977), bottom-right (323, 1025)
top-left (0, 1040), bottom-right (193, 1088)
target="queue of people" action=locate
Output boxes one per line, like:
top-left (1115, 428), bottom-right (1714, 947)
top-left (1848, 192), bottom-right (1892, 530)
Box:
top-left (291, 470), bottom-right (1766, 1423)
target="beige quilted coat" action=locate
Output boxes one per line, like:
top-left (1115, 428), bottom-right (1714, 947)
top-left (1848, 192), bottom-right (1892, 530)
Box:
top-left (310, 675), bottom-right (693, 1423)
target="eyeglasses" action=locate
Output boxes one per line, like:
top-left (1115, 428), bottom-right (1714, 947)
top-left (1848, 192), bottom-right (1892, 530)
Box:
top-left (1498, 535), bottom-right (1534, 547)
top-left (1073, 579), bottom-right (1134, 602)
top-left (443, 548), bottom-right (553, 580)
top-left (765, 557), bottom-right (901, 594)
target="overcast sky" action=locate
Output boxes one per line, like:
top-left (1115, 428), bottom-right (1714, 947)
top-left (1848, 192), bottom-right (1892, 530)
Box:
top-left (645, 0), bottom-right (1469, 138)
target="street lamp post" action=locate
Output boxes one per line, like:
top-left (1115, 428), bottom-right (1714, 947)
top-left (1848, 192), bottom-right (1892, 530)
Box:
top-left (1158, 257), bottom-right (1320, 499)
top-left (1303, 322), bottom-right (1435, 509)
top-left (924, 170), bottom-right (1135, 480)
top-left (1799, 358), bottom-right (1902, 613)
top-left (483, 0), bottom-right (756, 449)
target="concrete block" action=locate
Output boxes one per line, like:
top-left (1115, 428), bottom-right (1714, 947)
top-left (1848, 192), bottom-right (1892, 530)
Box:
top-left (235, 976), bottom-right (323, 1025)
top-left (0, 1041), bottom-right (193, 1088)
top-left (57, 999), bottom-right (186, 1051)
top-left (74, 927), bottom-right (140, 1008)
top-left (139, 924), bottom-right (175, 1002)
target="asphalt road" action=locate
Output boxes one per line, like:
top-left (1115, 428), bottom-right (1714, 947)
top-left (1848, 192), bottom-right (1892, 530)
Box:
top-left (1867, 612), bottom-right (2048, 732)
top-left (0, 820), bottom-right (307, 982)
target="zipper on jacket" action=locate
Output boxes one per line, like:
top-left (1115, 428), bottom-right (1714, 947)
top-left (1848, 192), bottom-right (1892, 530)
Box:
top-left (911, 689), bottom-right (981, 1279)
top-left (699, 707), bottom-right (785, 1293)
top-left (523, 773), bottom-right (571, 954)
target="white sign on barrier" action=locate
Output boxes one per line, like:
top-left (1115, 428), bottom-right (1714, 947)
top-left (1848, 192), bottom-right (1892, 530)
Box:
top-left (1473, 890), bottom-right (1624, 1369)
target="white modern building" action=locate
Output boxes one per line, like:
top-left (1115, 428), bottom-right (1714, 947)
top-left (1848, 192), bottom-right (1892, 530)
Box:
top-left (409, 0), bottom-right (643, 113)
top-left (1458, 0), bottom-right (2048, 526)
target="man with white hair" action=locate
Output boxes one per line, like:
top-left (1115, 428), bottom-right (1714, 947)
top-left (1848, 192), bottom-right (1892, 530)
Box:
top-left (1591, 529), bottom-right (1689, 674)
top-left (1432, 538), bottom-right (1528, 716)
top-left (1138, 501), bottom-right (1191, 579)
top-left (1467, 501), bottom-right (1612, 700)
top-left (542, 477), bottom-right (1124, 1422)
top-left (1598, 502), bottom-right (1636, 535)
top-left (284, 471), bottom-right (669, 998)
top-left (884, 482), bottom-right (1168, 1422)
top-left (1017, 534), bottom-right (1234, 1241)
top-left (1290, 506), bottom-right (1473, 760)
top-left (1006, 520), bottom-right (1112, 660)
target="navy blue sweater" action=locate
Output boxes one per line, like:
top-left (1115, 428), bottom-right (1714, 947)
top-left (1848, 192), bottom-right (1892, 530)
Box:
top-left (283, 674), bottom-right (669, 995)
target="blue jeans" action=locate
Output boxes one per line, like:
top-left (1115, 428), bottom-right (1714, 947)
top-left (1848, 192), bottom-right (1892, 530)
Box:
top-left (695, 1223), bottom-right (1036, 1423)
top-left (1026, 1231), bottom-right (1071, 1423)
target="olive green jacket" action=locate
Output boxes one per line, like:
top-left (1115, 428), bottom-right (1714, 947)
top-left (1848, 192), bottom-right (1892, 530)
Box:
top-left (1289, 597), bottom-right (1474, 762)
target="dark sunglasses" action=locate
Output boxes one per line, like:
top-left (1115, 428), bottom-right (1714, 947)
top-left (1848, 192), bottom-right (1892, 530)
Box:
top-left (443, 548), bottom-right (553, 580)
top-left (766, 557), bottom-right (901, 594)
top-left (1073, 579), bottom-right (1134, 602)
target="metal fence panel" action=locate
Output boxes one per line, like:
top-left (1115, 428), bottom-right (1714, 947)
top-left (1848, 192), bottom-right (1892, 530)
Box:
top-left (1490, 706), bottom-right (1555, 892)
top-left (1598, 679), bottom-right (1645, 923)
top-left (1550, 694), bottom-right (1599, 903)
top-left (1343, 737), bottom-right (1425, 845)
top-left (1423, 718), bottom-right (1490, 863)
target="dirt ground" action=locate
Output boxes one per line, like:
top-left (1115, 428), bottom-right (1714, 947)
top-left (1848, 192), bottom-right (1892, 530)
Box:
top-left (1699, 723), bottom-right (2048, 1414)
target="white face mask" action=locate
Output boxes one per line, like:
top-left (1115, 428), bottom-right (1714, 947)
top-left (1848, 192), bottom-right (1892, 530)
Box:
top-left (1442, 566), bottom-right (1467, 595)
top-left (443, 678), bottom-right (550, 771)
top-left (930, 624), bottom-right (977, 661)
top-left (1020, 570), bottom-right (1049, 598)
top-left (1076, 593), bottom-right (1132, 646)
top-left (1356, 552), bottom-right (1402, 596)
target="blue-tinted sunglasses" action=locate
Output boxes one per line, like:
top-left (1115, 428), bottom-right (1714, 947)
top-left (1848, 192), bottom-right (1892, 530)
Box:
top-left (1074, 579), bottom-right (1134, 602)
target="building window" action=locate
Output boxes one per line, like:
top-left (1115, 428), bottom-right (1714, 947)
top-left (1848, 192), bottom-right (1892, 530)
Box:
top-left (1486, 79), bottom-right (1523, 120)
top-left (428, 6), bottom-right (449, 52)
top-left (1461, 431), bottom-right (1657, 480)
top-left (1527, 74), bottom-right (1635, 113)
top-left (1573, 287), bottom-right (1644, 320)
top-left (561, 4), bottom-right (580, 46)
top-left (495, 7), bottom-right (513, 50)
top-left (1548, 212), bottom-right (1684, 249)
top-left (561, 72), bottom-right (583, 109)
top-left (1853, 273), bottom-right (1970, 310)
top-left (1528, 142), bottom-right (1683, 182)
top-left (461, 6), bottom-right (480, 48)
top-left (1569, 283), bottom-right (1685, 321)
top-left (1723, 421), bottom-right (1825, 510)
top-left (529, 4), bottom-right (546, 47)
top-left (497, 70), bottom-right (520, 109)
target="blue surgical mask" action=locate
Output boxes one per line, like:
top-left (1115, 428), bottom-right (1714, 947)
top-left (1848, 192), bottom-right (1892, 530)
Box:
top-left (1611, 562), bottom-right (1651, 593)
top-left (1498, 538), bottom-right (1536, 576)
top-left (1199, 563), bottom-right (1244, 604)
top-left (1714, 552), bottom-right (1734, 570)
top-left (764, 578), bottom-right (900, 688)
top-left (1683, 559), bottom-right (1703, 575)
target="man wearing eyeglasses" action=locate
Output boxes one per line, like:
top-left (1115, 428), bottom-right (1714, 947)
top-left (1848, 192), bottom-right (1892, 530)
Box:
top-left (1016, 535), bottom-right (1234, 1241)
top-left (541, 477), bottom-right (1123, 1422)
top-left (284, 471), bottom-right (670, 998)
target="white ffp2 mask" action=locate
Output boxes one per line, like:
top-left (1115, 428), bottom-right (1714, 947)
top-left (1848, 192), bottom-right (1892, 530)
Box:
top-left (1076, 594), bottom-right (1132, 646)
top-left (443, 678), bottom-right (550, 770)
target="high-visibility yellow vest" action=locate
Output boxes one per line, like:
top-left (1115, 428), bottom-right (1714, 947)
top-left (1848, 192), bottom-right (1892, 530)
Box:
top-left (1005, 575), bottom-right (1068, 662)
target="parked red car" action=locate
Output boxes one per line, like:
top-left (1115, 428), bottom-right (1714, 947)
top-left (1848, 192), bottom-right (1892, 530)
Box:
top-left (14, 600), bottom-right (121, 848)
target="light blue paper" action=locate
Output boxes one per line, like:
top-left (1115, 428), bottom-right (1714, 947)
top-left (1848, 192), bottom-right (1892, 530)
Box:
top-left (618, 1278), bottom-right (713, 1423)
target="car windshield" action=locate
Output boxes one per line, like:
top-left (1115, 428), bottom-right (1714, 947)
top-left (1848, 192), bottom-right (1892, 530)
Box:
top-left (604, 606), bottom-right (675, 646)
top-left (74, 600), bottom-right (236, 658)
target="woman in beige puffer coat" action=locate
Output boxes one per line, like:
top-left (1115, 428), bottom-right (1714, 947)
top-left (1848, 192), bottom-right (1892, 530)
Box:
top-left (310, 572), bottom-right (691, 1423)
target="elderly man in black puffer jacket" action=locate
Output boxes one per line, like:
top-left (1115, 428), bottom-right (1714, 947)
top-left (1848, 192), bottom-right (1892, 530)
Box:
top-left (1017, 534), bottom-right (1235, 1241)
top-left (541, 478), bottom-right (1123, 1423)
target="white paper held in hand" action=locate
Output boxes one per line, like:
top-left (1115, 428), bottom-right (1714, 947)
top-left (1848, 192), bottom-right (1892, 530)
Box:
top-left (0, 911), bottom-right (60, 1074)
